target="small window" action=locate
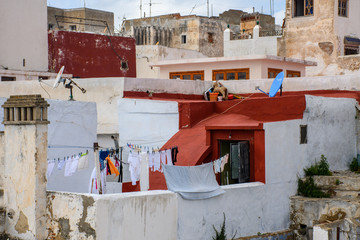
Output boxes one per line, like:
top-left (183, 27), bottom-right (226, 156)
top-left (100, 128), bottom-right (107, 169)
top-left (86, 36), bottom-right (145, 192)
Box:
top-left (338, 0), bottom-right (348, 17)
top-left (38, 76), bottom-right (49, 80)
top-left (70, 25), bottom-right (77, 31)
top-left (300, 125), bottom-right (307, 144)
top-left (1, 76), bottom-right (16, 81)
top-left (169, 71), bottom-right (204, 80)
top-left (48, 24), bottom-right (54, 30)
top-left (208, 33), bottom-right (214, 43)
top-left (213, 68), bottom-right (250, 80)
top-left (268, 68), bottom-right (283, 78)
top-left (293, 0), bottom-right (313, 17)
top-left (287, 70), bottom-right (301, 78)
top-left (121, 60), bottom-right (129, 70)
top-left (181, 35), bottom-right (187, 44)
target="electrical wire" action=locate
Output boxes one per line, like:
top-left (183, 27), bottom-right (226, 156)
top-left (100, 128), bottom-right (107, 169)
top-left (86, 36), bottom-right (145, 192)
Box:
top-left (39, 81), bottom-right (51, 99)
top-left (193, 93), bottom-right (257, 127)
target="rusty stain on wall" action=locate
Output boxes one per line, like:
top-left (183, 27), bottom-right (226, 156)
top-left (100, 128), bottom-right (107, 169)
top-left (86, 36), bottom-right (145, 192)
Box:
top-left (15, 211), bottom-right (29, 234)
top-left (77, 196), bottom-right (96, 238)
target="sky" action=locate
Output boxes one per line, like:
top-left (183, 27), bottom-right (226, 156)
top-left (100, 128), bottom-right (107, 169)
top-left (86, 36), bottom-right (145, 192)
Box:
top-left (47, 0), bottom-right (286, 32)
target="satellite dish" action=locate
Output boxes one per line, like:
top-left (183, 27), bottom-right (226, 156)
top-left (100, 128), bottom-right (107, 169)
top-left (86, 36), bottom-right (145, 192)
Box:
top-left (53, 66), bottom-right (65, 88)
top-left (256, 72), bottom-right (284, 97)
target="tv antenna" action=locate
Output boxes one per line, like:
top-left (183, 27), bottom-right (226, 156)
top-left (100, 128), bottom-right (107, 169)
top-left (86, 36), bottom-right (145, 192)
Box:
top-left (149, 0), bottom-right (161, 17)
top-left (53, 66), bottom-right (87, 101)
top-left (256, 72), bottom-right (284, 97)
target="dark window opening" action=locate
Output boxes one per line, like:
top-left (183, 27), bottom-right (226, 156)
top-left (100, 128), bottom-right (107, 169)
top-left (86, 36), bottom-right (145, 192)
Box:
top-left (1, 76), bottom-right (16, 81)
top-left (345, 45), bottom-right (359, 55)
top-left (39, 76), bottom-right (49, 80)
top-left (220, 141), bottom-right (250, 185)
top-left (208, 32), bottom-right (214, 43)
top-left (70, 25), bottom-right (76, 31)
top-left (181, 35), bottom-right (187, 44)
top-left (293, 0), bottom-right (313, 17)
top-left (338, 0), bottom-right (348, 17)
top-left (48, 24), bottom-right (54, 30)
top-left (300, 125), bottom-right (307, 144)
top-left (121, 60), bottom-right (129, 70)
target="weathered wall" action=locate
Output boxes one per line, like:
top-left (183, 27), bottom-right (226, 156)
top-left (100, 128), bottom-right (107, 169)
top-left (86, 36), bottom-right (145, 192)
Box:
top-left (124, 14), bottom-right (226, 57)
top-left (0, 69), bottom-right (72, 81)
top-left (303, 95), bottom-right (357, 170)
top-left (224, 31), bottom-right (279, 57)
top-left (47, 7), bottom-right (114, 34)
top-left (47, 190), bottom-right (178, 240)
top-left (47, 192), bottom-right (97, 239)
top-left (4, 123), bottom-right (48, 239)
top-left (48, 31), bottom-right (136, 78)
top-left (0, 0), bottom-right (48, 72)
top-left (281, 0), bottom-right (360, 76)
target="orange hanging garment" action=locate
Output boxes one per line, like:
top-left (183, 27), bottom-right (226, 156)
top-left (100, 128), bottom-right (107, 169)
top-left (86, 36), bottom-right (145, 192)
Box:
top-left (106, 156), bottom-right (120, 176)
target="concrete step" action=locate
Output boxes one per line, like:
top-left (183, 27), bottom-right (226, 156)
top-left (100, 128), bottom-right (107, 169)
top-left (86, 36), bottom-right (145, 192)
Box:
top-left (332, 189), bottom-right (360, 199)
top-left (311, 173), bottom-right (360, 191)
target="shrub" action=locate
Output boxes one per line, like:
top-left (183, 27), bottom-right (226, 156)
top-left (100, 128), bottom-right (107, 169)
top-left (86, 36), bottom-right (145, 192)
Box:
top-left (349, 158), bottom-right (359, 173)
top-left (304, 155), bottom-right (332, 176)
top-left (297, 176), bottom-right (330, 198)
top-left (212, 213), bottom-right (236, 240)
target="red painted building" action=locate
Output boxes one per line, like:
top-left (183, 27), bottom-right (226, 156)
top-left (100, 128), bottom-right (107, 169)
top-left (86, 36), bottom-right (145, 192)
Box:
top-left (122, 90), bottom-right (360, 192)
top-left (48, 31), bottom-right (136, 78)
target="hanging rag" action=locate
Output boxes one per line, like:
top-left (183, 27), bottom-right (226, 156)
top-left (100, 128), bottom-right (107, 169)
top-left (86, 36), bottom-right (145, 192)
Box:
top-left (128, 152), bottom-right (141, 185)
top-left (171, 147), bottom-right (179, 165)
top-left (77, 152), bottom-right (89, 170)
top-left (99, 150), bottom-right (109, 171)
top-left (89, 167), bottom-right (98, 194)
top-left (153, 151), bottom-right (161, 172)
top-left (69, 155), bottom-right (79, 176)
top-left (58, 158), bottom-right (65, 170)
top-left (220, 154), bottom-right (229, 172)
top-left (213, 158), bottom-right (222, 174)
top-left (47, 160), bottom-right (55, 179)
top-left (148, 152), bottom-right (155, 170)
top-left (64, 156), bottom-right (73, 177)
top-left (106, 156), bottom-right (120, 176)
top-left (163, 162), bottom-right (225, 200)
top-left (166, 149), bottom-right (173, 165)
top-left (160, 150), bottom-right (166, 170)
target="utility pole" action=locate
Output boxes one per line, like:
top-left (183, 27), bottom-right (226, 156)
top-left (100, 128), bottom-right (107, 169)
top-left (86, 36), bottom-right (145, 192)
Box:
top-left (150, 0), bottom-right (152, 17)
top-left (207, 0), bottom-right (209, 17)
top-left (140, 0), bottom-right (142, 18)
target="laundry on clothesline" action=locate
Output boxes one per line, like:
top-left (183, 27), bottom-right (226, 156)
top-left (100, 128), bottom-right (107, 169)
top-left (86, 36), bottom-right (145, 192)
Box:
top-left (47, 151), bottom-right (90, 178)
top-left (213, 154), bottom-right (229, 174)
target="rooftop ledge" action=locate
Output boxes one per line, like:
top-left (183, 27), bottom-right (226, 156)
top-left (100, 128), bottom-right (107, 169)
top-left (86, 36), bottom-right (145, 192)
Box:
top-left (151, 55), bottom-right (317, 67)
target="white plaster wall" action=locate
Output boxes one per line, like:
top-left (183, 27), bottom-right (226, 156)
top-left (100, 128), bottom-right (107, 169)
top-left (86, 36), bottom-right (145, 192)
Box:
top-left (224, 37), bottom-right (279, 57)
top-left (304, 95), bottom-right (357, 170)
top-left (156, 58), bottom-right (309, 80)
top-left (46, 100), bottom-right (98, 193)
top-left (96, 191), bottom-right (177, 240)
top-left (136, 45), bottom-right (207, 79)
top-left (118, 98), bottom-right (179, 182)
top-left (333, 0), bottom-right (360, 56)
top-left (0, 0), bottom-right (48, 71)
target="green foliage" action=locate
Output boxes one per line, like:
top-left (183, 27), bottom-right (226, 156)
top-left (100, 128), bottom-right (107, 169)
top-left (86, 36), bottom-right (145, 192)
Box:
top-left (335, 179), bottom-right (341, 185)
top-left (212, 213), bottom-right (236, 240)
top-left (297, 176), bottom-right (330, 198)
top-left (304, 155), bottom-right (332, 176)
top-left (349, 158), bottom-right (360, 173)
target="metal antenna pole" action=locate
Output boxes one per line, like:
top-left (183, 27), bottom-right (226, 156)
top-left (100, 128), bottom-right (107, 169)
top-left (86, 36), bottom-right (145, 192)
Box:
top-left (140, 0), bottom-right (142, 18)
top-left (150, 0), bottom-right (152, 17)
top-left (207, 0), bottom-right (209, 17)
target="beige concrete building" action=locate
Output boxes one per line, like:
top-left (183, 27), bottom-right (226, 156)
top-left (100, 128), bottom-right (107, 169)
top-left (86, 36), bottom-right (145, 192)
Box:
top-left (48, 7), bottom-right (114, 34)
top-left (123, 13), bottom-right (243, 57)
top-left (279, 0), bottom-right (360, 76)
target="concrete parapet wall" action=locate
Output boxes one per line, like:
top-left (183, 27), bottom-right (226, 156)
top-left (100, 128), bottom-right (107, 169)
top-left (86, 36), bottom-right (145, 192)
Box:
top-left (46, 190), bottom-right (178, 240)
